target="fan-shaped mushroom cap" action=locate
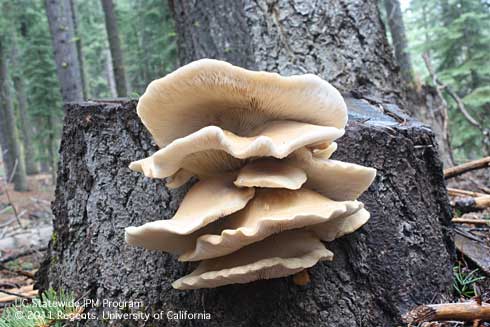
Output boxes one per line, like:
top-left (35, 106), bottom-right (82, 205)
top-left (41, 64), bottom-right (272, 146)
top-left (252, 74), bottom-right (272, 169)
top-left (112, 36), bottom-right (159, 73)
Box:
top-left (172, 230), bottom-right (332, 290)
top-left (137, 59), bottom-right (347, 148)
top-left (129, 121), bottom-right (343, 179)
top-left (234, 159), bottom-right (307, 190)
top-left (312, 207), bottom-right (370, 242)
top-left (124, 175), bottom-right (254, 254)
top-left (286, 148), bottom-right (376, 201)
top-left (179, 188), bottom-right (361, 262)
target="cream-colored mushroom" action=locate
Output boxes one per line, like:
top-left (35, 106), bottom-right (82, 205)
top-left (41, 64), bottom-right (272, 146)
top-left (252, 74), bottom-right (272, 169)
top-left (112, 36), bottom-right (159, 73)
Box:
top-left (312, 207), bottom-right (370, 242)
top-left (179, 188), bottom-right (362, 262)
top-left (137, 59), bottom-right (347, 148)
top-left (125, 175), bottom-right (254, 254)
top-left (125, 59), bottom-right (376, 290)
top-left (129, 121), bottom-right (344, 179)
top-left (286, 148), bottom-right (377, 201)
top-left (312, 142), bottom-right (337, 159)
top-left (172, 230), bottom-right (333, 290)
top-left (166, 169), bottom-right (193, 189)
top-left (233, 159), bottom-right (307, 190)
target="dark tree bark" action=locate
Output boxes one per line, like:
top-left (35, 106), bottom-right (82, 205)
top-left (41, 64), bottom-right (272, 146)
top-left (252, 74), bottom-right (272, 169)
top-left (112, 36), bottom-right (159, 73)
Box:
top-left (38, 100), bottom-right (453, 326)
top-left (11, 34), bottom-right (39, 175)
top-left (383, 0), bottom-right (414, 84)
top-left (0, 38), bottom-right (28, 191)
top-left (38, 1), bottom-right (454, 325)
top-left (69, 0), bottom-right (87, 100)
top-left (170, 0), bottom-right (404, 104)
top-left (100, 0), bottom-right (128, 97)
top-left (44, 0), bottom-right (84, 102)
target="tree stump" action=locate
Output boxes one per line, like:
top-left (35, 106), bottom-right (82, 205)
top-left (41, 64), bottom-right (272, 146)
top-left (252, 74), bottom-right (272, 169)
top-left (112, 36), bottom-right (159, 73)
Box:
top-left (37, 98), bottom-right (454, 326)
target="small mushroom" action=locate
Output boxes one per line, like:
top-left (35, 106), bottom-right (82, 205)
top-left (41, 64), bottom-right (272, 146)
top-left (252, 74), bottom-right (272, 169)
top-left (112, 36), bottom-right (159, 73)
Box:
top-left (125, 175), bottom-right (254, 254)
top-left (179, 187), bottom-right (362, 262)
top-left (129, 121), bottom-right (344, 179)
top-left (172, 230), bottom-right (333, 290)
top-left (286, 148), bottom-right (377, 201)
top-left (233, 159), bottom-right (307, 190)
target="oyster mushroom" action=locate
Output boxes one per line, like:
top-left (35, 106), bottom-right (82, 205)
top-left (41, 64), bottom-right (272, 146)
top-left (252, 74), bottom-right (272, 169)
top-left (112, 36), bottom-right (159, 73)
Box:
top-left (125, 59), bottom-right (376, 290)
top-left (129, 121), bottom-right (343, 179)
top-left (172, 230), bottom-right (333, 290)
top-left (179, 188), bottom-right (363, 262)
top-left (136, 59), bottom-right (347, 148)
top-left (233, 159), bottom-right (307, 190)
top-left (125, 175), bottom-right (254, 254)
top-left (286, 148), bottom-right (377, 201)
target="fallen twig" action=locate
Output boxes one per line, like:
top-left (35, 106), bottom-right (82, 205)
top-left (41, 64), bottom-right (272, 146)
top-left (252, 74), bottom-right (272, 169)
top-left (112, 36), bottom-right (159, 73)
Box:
top-left (453, 196), bottom-right (490, 212)
top-left (452, 218), bottom-right (490, 225)
top-left (0, 263), bottom-right (36, 278)
top-left (447, 188), bottom-right (488, 198)
top-left (403, 300), bottom-right (490, 323)
top-left (0, 246), bottom-right (47, 264)
top-left (444, 157), bottom-right (490, 179)
top-left (2, 160), bottom-right (23, 228)
top-left (0, 289), bottom-right (33, 300)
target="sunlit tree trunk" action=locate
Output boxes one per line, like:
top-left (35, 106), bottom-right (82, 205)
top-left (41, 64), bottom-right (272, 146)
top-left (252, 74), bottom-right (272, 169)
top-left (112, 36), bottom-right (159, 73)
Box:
top-left (0, 38), bottom-right (28, 191)
top-left (11, 33), bottom-right (39, 175)
top-left (69, 0), bottom-right (87, 99)
top-left (100, 0), bottom-right (128, 97)
top-left (44, 0), bottom-right (84, 102)
top-left (383, 0), bottom-right (414, 84)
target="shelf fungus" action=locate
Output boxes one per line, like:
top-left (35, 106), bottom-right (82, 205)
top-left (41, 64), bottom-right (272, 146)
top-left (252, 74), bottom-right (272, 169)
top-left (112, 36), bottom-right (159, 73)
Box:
top-left (125, 59), bottom-right (376, 289)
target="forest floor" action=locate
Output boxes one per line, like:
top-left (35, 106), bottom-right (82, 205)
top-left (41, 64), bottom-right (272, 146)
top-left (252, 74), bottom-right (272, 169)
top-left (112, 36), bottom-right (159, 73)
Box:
top-left (0, 161), bottom-right (54, 310)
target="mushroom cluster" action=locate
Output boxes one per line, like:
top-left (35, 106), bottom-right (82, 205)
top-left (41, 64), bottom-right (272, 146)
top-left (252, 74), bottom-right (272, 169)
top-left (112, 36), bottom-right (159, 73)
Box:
top-left (125, 59), bottom-right (376, 290)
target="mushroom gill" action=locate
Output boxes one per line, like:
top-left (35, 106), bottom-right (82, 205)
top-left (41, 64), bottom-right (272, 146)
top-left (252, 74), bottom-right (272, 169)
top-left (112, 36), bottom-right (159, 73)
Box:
top-left (172, 230), bottom-right (333, 290)
top-left (125, 59), bottom-right (376, 289)
top-left (129, 121), bottom-right (343, 179)
top-left (178, 188), bottom-right (363, 262)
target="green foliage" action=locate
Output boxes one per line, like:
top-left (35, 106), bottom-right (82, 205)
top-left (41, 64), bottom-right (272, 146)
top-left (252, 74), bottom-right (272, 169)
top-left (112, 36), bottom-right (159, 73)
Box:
top-left (405, 0), bottom-right (490, 160)
top-left (0, 0), bottom-right (176, 171)
top-left (117, 0), bottom-right (177, 93)
top-left (0, 288), bottom-right (82, 327)
top-left (452, 264), bottom-right (485, 298)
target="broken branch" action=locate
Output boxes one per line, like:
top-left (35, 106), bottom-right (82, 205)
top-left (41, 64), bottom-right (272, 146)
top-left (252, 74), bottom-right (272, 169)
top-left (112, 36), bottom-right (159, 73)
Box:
top-left (444, 157), bottom-right (490, 179)
top-left (453, 196), bottom-right (490, 212)
top-left (403, 301), bottom-right (490, 323)
top-left (452, 218), bottom-right (490, 225)
top-left (447, 188), bottom-right (488, 198)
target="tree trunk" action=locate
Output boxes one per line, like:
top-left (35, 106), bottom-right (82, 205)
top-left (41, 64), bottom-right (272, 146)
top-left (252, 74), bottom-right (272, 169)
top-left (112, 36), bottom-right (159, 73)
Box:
top-left (37, 99), bottom-right (454, 326)
top-left (69, 0), bottom-right (87, 100)
top-left (104, 49), bottom-right (117, 98)
top-left (11, 34), bottom-right (39, 175)
top-left (37, 1), bottom-right (454, 325)
top-left (383, 0), bottom-right (414, 84)
top-left (44, 0), bottom-right (84, 102)
top-left (100, 0), bottom-right (128, 97)
top-left (0, 38), bottom-right (28, 191)
top-left (171, 0), bottom-right (404, 104)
